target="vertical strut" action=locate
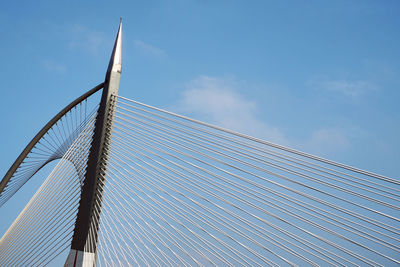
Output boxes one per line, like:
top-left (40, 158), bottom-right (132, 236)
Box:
top-left (65, 21), bottom-right (122, 267)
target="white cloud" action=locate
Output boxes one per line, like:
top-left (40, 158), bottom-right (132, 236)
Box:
top-left (68, 24), bottom-right (107, 54)
top-left (134, 40), bottom-right (166, 58)
top-left (312, 79), bottom-right (377, 98)
top-left (174, 76), bottom-right (289, 145)
top-left (301, 128), bottom-right (350, 156)
top-left (43, 60), bottom-right (66, 73)
top-left (173, 75), bottom-right (358, 157)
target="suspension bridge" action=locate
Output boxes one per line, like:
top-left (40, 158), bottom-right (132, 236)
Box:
top-left (0, 21), bottom-right (399, 267)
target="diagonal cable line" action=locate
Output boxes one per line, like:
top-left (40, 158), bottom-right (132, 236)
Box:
top-left (1, 91), bottom-right (398, 267)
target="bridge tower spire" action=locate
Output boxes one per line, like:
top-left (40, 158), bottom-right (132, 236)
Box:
top-left (65, 20), bottom-right (122, 267)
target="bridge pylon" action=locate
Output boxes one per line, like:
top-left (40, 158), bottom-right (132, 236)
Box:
top-left (65, 20), bottom-right (122, 267)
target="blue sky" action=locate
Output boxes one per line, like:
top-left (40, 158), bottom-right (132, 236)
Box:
top-left (0, 0), bottom-right (399, 228)
top-left (2, 0), bottom-right (398, 176)
top-left (0, 1), bottom-right (399, 265)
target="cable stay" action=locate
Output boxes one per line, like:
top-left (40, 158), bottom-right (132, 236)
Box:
top-left (0, 21), bottom-right (398, 267)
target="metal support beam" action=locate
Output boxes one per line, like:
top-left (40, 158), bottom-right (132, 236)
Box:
top-left (66, 20), bottom-right (122, 266)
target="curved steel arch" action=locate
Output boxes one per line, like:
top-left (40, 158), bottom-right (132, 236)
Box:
top-left (0, 82), bottom-right (104, 206)
top-left (0, 21), bottom-right (122, 266)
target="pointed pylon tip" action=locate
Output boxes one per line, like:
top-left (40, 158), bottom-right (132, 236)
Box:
top-left (105, 20), bottom-right (122, 78)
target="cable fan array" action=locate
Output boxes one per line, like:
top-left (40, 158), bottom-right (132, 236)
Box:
top-left (0, 108), bottom-right (98, 266)
top-left (0, 89), bottom-right (398, 267)
top-left (94, 95), bottom-right (400, 267)
top-left (0, 89), bottom-right (102, 208)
